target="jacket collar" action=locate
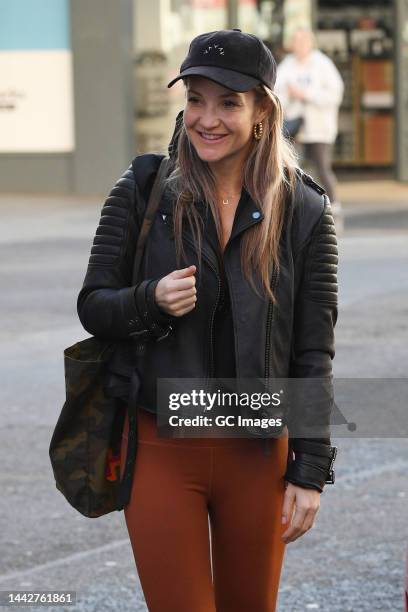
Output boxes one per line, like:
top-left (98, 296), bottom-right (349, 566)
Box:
top-left (158, 186), bottom-right (265, 243)
top-left (158, 185), bottom-right (265, 273)
top-left (229, 187), bottom-right (265, 242)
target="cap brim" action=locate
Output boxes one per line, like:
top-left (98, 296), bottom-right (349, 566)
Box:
top-left (167, 66), bottom-right (260, 92)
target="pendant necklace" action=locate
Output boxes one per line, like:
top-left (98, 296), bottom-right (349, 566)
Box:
top-left (221, 190), bottom-right (242, 205)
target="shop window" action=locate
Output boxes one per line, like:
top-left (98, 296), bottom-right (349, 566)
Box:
top-left (317, 0), bottom-right (394, 167)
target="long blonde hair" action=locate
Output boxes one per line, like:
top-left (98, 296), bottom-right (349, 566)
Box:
top-left (165, 79), bottom-right (299, 304)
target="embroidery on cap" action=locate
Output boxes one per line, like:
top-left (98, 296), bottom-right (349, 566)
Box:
top-left (203, 43), bottom-right (225, 56)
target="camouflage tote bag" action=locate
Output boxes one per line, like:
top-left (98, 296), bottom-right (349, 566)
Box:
top-left (49, 338), bottom-right (122, 517)
top-left (49, 156), bottom-right (170, 518)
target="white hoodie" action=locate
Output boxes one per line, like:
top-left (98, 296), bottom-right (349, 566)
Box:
top-left (275, 49), bottom-right (344, 144)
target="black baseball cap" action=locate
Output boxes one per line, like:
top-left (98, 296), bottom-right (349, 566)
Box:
top-left (167, 29), bottom-right (277, 93)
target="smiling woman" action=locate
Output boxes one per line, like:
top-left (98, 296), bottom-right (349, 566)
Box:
top-left (166, 68), bottom-right (297, 306)
top-left (77, 28), bottom-right (339, 612)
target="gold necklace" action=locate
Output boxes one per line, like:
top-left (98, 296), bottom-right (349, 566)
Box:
top-left (220, 190), bottom-right (242, 205)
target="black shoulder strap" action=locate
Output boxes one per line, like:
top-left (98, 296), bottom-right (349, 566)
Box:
top-left (117, 156), bottom-right (170, 512)
top-left (132, 153), bottom-right (164, 197)
top-left (131, 156), bottom-right (170, 285)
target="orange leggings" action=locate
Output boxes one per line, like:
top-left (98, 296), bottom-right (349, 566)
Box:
top-left (120, 407), bottom-right (289, 612)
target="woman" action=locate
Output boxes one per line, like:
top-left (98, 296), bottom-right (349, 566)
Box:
top-left (77, 29), bottom-right (338, 612)
top-left (275, 27), bottom-right (344, 232)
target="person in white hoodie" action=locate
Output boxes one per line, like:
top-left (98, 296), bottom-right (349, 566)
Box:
top-left (275, 28), bottom-right (345, 230)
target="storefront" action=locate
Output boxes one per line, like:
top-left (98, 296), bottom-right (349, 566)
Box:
top-left (314, 0), bottom-right (395, 171)
top-left (0, 0), bottom-right (407, 193)
top-left (133, 0), bottom-right (408, 181)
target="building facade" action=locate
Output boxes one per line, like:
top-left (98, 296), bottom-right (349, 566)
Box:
top-left (0, 0), bottom-right (407, 194)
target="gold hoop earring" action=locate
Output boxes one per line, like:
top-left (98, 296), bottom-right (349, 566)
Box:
top-left (253, 121), bottom-right (263, 141)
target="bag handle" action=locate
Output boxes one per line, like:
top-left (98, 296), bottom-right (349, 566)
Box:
top-left (131, 156), bottom-right (170, 286)
top-left (117, 156), bottom-right (171, 510)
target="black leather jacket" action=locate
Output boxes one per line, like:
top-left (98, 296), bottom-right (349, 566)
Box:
top-left (77, 146), bottom-right (338, 493)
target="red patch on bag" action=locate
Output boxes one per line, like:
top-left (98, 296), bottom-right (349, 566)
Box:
top-left (105, 447), bottom-right (121, 481)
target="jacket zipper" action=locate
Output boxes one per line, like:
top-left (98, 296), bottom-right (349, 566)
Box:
top-left (262, 266), bottom-right (279, 457)
top-left (264, 266), bottom-right (279, 380)
top-left (207, 259), bottom-right (222, 381)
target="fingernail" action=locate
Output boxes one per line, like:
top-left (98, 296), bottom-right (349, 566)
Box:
top-left (281, 516), bottom-right (286, 524)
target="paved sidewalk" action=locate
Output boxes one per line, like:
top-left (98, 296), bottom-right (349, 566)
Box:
top-left (338, 179), bottom-right (408, 210)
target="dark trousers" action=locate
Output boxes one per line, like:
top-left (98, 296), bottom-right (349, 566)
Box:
top-left (302, 142), bottom-right (338, 203)
top-left (120, 407), bottom-right (289, 611)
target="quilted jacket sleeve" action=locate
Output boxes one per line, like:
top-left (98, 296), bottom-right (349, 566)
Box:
top-left (77, 157), bottom-right (173, 342)
top-left (284, 196), bottom-right (339, 492)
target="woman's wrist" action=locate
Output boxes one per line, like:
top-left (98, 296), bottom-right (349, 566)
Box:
top-left (145, 278), bottom-right (173, 324)
top-left (284, 478), bottom-right (323, 493)
top-left (132, 279), bottom-right (174, 341)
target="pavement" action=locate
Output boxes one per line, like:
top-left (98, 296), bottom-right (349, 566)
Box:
top-left (338, 179), bottom-right (408, 209)
top-left (0, 184), bottom-right (407, 611)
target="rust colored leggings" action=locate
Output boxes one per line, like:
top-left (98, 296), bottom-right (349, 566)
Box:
top-left (120, 407), bottom-right (289, 612)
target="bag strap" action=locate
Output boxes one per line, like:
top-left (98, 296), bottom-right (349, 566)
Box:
top-left (131, 156), bottom-right (170, 286)
top-left (117, 155), bottom-right (170, 511)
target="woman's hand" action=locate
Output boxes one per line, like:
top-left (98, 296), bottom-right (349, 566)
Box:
top-left (281, 482), bottom-right (321, 544)
top-left (154, 265), bottom-right (197, 317)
